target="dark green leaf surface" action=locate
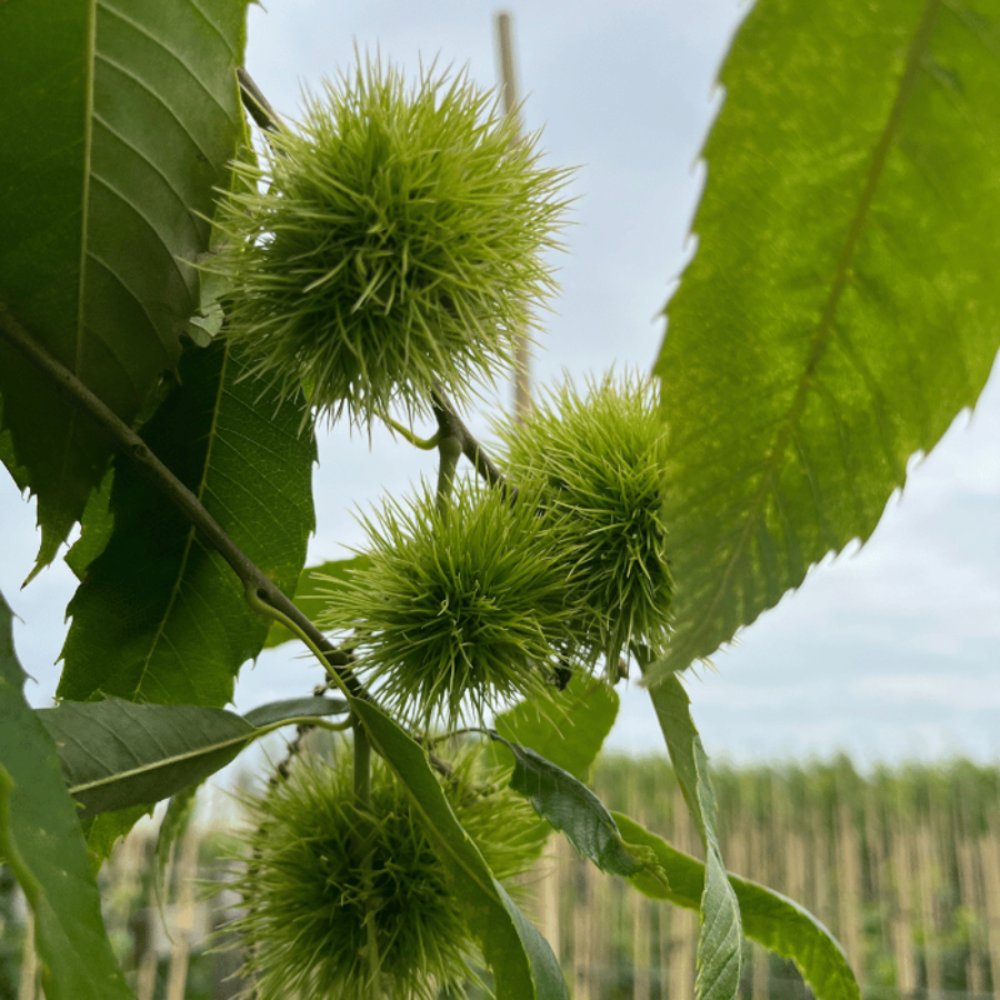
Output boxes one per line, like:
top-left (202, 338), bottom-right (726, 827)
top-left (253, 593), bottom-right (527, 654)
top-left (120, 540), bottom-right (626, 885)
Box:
top-left (57, 341), bottom-right (315, 706)
top-left (488, 731), bottom-right (668, 888)
top-left (490, 674), bottom-right (620, 860)
top-left (242, 696), bottom-right (350, 728)
top-left (648, 674), bottom-right (742, 1000)
top-left (264, 556), bottom-right (372, 649)
top-left (615, 814), bottom-right (861, 1000)
top-left (493, 672), bottom-right (619, 781)
top-left (0, 592), bottom-right (135, 1000)
top-left (0, 0), bottom-right (249, 566)
top-left (0, 398), bottom-right (28, 494)
top-left (351, 698), bottom-right (568, 1000)
top-left (652, 0), bottom-right (1000, 678)
top-left (39, 695), bottom-right (348, 819)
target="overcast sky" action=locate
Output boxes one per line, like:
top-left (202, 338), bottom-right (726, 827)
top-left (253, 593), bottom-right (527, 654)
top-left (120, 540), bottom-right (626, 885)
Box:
top-left (2, 0), bottom-right (998, 769)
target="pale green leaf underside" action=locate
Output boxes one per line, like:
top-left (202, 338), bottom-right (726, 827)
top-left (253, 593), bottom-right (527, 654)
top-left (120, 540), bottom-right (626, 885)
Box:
top-left (647, 674), bottom-right (742, 1000)
top-left (0, 592), bottom-right (136, 1000)
top-left (493, 672), bottom-right (619, 782)
top-left (490, 674), bottom-right (621, 861)
top-left (652, 0), bottom-right (1000, 678)
top-left (614, 813), bottom-right (861, 1000)
top-left (489, 731), bottom-right (667, 887)
top-left (0, 0), bottom-right (248, 565)
top-left (153, 783), bottom-right (199, 925)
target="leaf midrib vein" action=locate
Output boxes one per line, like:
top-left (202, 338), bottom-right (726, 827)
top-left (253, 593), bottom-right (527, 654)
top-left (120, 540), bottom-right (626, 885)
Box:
top-left (67, 727), bottom-right (252, 795)
top-left (56, 1), bottom-right (99, 520)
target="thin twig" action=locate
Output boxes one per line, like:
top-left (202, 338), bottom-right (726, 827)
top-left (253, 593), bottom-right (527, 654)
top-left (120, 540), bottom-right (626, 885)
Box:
top-left (0, 303), bottom-right (361, 696)
top-left (430, 386), bottom-right (514, 499)
top-left (383, 414), bottom-right (440, 451)
top-left (238, 67), bottom-right (282, 133)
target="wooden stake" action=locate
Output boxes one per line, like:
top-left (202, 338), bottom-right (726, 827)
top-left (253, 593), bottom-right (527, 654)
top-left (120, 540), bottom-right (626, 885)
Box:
top-left (494, 10), bottom-right (532, 421)
top-left (17, 911), bottom-right (36, 1000)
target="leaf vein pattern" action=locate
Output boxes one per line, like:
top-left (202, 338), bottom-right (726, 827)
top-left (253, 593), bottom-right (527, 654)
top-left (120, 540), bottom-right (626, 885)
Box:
top-left (89, 170), bottom-right (195, 299)
top-left (58, 0), bottom-right (100, 544)
top-left (83, 251), bottom-right (169, 355)
top-left (202, 470), bottom-right (287, 532)
top-left (99, 2), bottom-right (232, 119)
top-left (691, 0), bottom-right (943, 647)
top-left (93, 52), bottom-right (219, 164)
top-left (183, 0), bottom-right (240, 59)
top-left (91, 111), bottom-right (205, 239)
top-left (220, 386), bottom-right (310, 446)
top-left (73, 320), bottom-right (150, 400)
top-left (130, 531), bottom-right (200, 700)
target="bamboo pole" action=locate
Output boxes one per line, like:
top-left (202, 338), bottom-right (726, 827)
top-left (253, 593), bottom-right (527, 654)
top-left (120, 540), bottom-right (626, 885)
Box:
top-left (573, 853), bottom-right (592, 1000)
top-left (864, 778), bottom-right (891, 977)
top-left (17, 911), bottom-right (36, 1000)
top-left (539, 836), bottom-right (562, 963)
top-left (749, 815), bottom-right (771, 999)
top-left (632, 891), bottom-right (651, 1000)
top-left (979, 819), bottom-right (1000, 995)
top-left (890, 825), bottom-right (919, 994)
top-left (493, 10), bottom-right (532, 421)
top-left (916, 823), bottom-right (942, 995)
top-left (165, 830), bottom-right (200, 1000)
top-left (956, 835), bottom-right (985, 995)
top-left (134, 947), bottom-right (158, 1000)
top-left (629, 778), bottom-right (651, 1000)
top-left (836, 801), bottom-right (863, 983)
top-left (670, 786), bottom-right (697, 1000)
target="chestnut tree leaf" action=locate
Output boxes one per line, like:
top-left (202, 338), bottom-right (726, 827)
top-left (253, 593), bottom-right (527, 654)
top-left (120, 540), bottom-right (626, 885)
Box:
top-left (614, 813), bottom-right (861, 1000)
top-left (648, 673), bottom-right (742, 1000)
top-left (152, 782), bottom-right (200, 925)
top-left (0, 590), bottom-right (136, 1000)
top-left (38, 695), bottom-right (348, 819)
top-left (264, 556), bottom-right (372, 649)
top-left (0, 0), bottom-right (250, 569)
top-left (652, 0), bottom-right (1000, 680)
top-left (57, 340), bottom-right (315, 708)
top-left (488, 731), bottom-right (669, 889)
top-left (493, 672), bottom-right (619, 781)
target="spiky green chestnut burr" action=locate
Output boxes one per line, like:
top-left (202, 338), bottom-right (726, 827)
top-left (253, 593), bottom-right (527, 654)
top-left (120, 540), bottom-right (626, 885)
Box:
top-left (319, 480), bottom-right (572, 725)
top-left (227, 746), bottom-right (536, 1000)
top-left (495, 373), bottom-right (673, 670)
top-left (212, 53), bottom-right (571, 424)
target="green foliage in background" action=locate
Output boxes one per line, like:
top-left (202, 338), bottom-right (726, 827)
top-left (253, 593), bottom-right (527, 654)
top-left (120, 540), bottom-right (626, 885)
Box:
top-left (2, 0), bottom-right (999, 997)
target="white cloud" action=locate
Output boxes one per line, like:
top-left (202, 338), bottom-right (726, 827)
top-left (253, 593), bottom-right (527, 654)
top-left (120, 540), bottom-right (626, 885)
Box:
top-left (1, 1), bottom-right (997, 771)
top-left (855, 674), bottom-right (1000, 711)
